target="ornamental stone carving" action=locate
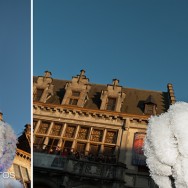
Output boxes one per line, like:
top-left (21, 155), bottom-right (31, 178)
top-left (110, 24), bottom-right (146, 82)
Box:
top-left (33, 71), bottom-right (54, 103)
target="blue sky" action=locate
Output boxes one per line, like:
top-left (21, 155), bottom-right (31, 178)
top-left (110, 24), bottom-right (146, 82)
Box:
top-left (34, 0), bottom-right (188, 102)
top-left (0, 0), bottom-right (30, 134)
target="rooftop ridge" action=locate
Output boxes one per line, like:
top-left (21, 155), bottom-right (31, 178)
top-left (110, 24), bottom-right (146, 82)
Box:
top-left (124, 87), bottom-right (166, 93)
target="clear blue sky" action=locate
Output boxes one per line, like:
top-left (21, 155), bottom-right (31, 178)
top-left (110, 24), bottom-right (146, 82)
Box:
top-left (34, 0), bottom-right (188, 102)
top-left (0, 0), bottom-right (30, 135)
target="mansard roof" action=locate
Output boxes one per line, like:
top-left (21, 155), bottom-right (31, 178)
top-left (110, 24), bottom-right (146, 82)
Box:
top-left (33, 76), bottom-right (170, 115)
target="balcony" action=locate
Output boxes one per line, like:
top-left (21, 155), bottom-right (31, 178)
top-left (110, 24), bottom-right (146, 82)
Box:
top-left (33, 151), bottom-right (126, 182)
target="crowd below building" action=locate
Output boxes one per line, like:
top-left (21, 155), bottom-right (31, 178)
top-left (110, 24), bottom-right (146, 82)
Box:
top-left (34, 144), bottom-right (117, 164)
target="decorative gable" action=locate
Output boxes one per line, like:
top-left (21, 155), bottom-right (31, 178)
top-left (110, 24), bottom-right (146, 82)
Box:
top-left (61, 70), bottom-right (91, 107)
top-left (33, 71), bottom-right (54, 103)
top-left (100, 79), bottom-right (126, 112)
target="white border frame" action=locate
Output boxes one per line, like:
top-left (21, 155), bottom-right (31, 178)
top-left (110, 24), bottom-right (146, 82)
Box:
top-left (31, 0), bottom-right (33, 188)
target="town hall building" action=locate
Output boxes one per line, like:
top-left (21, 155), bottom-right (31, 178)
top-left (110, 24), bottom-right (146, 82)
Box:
top-left (33, 70), bottom-right (175, 188)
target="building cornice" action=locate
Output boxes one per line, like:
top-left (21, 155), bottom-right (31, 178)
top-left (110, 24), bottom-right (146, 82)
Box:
top-left (33, 102), bottom-right (150, 122)
top-left (16, 148), bottom-right (31, 161)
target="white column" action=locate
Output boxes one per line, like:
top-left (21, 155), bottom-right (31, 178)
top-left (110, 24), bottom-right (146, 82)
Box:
top-left (72, 125), bottom-right (80, 150)
top-left (34, 120), bottom-right (41, 134)
top-left (43, 137), bottom-right (49, 149)
top-left (58, 139), bottom-right (63, 148)
top-left (85, 127), bottom-right (93, 154)
top-left (46, 121), bottom-right (53, 135)
top-left (61, 122), bottom-right (67, 137)
top-left (88, 127), bottom-right (93, 140)
top-left (100, 129), bottom-right (107, 153)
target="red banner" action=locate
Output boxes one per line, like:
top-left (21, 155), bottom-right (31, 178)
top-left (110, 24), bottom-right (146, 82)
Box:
top-left (132, 132), bottom-right (146, 166)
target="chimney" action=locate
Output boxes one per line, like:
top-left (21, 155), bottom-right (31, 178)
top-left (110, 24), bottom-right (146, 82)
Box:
top-left (0, 112), bottom-right (3, 121)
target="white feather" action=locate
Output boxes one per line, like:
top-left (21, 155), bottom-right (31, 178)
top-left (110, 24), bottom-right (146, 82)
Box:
top-left (144, 102), bottom-right (188, 187)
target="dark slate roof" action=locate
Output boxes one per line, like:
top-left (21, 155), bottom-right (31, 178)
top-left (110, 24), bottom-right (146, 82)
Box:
top-left (33, 76), bottom-right (169, 115)
top-left (17, 124), bottom-right (31, 153)
top-left (144, 95), bottom-right (157, 105)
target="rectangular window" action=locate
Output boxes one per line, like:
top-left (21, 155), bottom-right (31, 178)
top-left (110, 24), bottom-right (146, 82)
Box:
top-left (68, 91), bottom-right (80, 105)
top-left (77, 127), bottom-right (89, 140)
top-left (34, 88), bottom-right (44, 101)
top-left (21, 167), bottom-right (30, 182)
top-left (107, 97), bottom-right (116, 111)
top-left (90, 129), bottom-right (103, 142)
top-left (37, 121), bottom-right (50, 134)
top-left (145, 104), bottom-right (154, 115)
top-left (48, 138), bottom-right (59, 146)
top-left (13, 164), bottom-right (22, 179)
top-left (46, 138), bottom-right (59, 154)
top-left (50, 123), bottom-right (62, 136)
top-left (103, 146), bottom-right (115, 156)
top-left (13, 164), bottom-right (30, 187)
top-left (105, 130), bottom-right (117, 144)
top-left (76, 142), bottom-right (86, 153)
top-left (33, 136), bottom-right (44, 151)
top-left (69, 98), bottom-right (78, 105)
top-left (64, 125), bottom-right (76, 138)
top-left (34, 136), bottom-right (44, 145)
top-left (63, 140), bottom-right (73, 151)
top-left (89, 144), bottom-right (100, 155)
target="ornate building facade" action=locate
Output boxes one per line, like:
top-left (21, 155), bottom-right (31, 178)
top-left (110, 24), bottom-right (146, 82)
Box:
top-left (33, 70), bottom-right (175, 188)
top-left (0, 113), bottom-right (31, 188)
top-left (9, 124), bottom-right (31, 188)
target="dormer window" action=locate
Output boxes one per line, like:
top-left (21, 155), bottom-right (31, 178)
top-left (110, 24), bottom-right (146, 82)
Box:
top-left (33, 71), bottom-right (54, 103)
top-left (144, 95), bottom-right (157, 115)
top-left (145, 104), bottom-right (154, 115)
top-left (107, 97), bottom-right (116, 111)
top-left (34, 88), bottom-right (44, 101)
top-left (100, 79), bottom-right (126, 112)
top-left (69, 98), bottom-right (78, 105)
top-left (69, 91), bottom-right (80, 105)
top-left (61, 70), bottom-right (91, 107)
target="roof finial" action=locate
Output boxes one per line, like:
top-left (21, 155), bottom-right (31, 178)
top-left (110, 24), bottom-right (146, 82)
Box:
top-left (80, 69), bottom-right (85, 77)
top-left (112, 78), bottom-right (119, 87)
top-left (44, 71), bottom-right (52, 78)
top-left (78, 69), bottom-right (86, 83)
